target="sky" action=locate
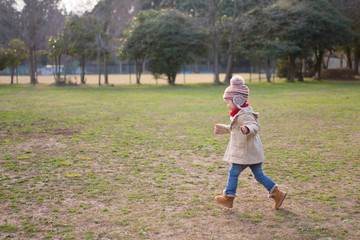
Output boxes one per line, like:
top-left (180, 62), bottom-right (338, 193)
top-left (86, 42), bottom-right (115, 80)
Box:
top-left (59, 0), bottom-right (99, 14)
top-left (15, 0), bottom-right (99, 14)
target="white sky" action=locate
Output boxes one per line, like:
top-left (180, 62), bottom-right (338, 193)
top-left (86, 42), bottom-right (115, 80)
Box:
top-left (15, 0), bottom-right (99, 14)
top-left (59, 0), bottom-right (99, 14)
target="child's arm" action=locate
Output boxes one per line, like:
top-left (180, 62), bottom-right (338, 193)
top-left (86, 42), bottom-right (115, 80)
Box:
top-left (214, 124), bottom-right (230, 134)
top-left (242, 114), bottom-right (260, 135)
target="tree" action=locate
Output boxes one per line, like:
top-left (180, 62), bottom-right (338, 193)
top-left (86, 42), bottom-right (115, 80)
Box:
top-left (240, 0), bottom-right (352, 81)
top-left (145, 9), bottom-right (208, 85)
top-left (141, 0), bottom-right (260, 84)
top-left (48, 28), bottom-right (74, 85)
top-left (293, 0), bottom-right (352, 80)
top-left (121, 9), bottom-right (208, 85)
top-left (120, 10), bottom-right (159, 84)
top-left (223, 0), bottom-right (238, 83)
top-left (93, 0), bottom-right (141, 38)
top-left (5, 39), bottom-right (27, 84)
top-left (207, 0), bottom-right (222, 84)
top-left (0, 0), bottom-right (18, 46)
top-left (63, 15), bottom-right (103, 84)
top-left (207, 0), bottom-right (244, 84)
top-left (18, 0), bottom-right (64, 84)
top-left (236, 2), bottom-right (292, 82)
top-left (220, 0), bottom-right (262, 82)
top-left (92, 0), bottom-right (141, 84)
top-left (48, 34), bottom-right (67, 83)
top-left (141, 0), bottom-right (233, 84)
top-left (330, 0), bottom-right (360, 75)
top-left (0, 47), bottom-right (8, 70)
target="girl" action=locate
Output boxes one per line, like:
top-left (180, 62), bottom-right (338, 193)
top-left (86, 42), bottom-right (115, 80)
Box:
top-left (214, 75), bottom-right (286, 209)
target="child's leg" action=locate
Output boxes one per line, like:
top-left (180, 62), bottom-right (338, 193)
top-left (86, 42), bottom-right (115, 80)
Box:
top-left (249, 164), bottom-right (275, 193)
top-left (225, 164), bottom-right (247, 195)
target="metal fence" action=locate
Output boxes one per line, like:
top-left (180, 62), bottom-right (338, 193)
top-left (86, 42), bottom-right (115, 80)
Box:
top-left (1, 57), bottom-right (357, 77)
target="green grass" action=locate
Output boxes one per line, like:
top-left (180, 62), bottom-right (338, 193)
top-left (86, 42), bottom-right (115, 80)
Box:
top-left (0, 81), bottom-right (360, 239)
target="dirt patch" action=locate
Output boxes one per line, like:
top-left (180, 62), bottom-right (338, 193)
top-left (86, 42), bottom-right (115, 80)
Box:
top-left (14, 137), bottom-right (67, 153)
top-left (0, 123), bottom-right (79, 141)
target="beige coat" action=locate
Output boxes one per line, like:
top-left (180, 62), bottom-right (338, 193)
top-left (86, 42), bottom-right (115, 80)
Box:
top-left (216, 106), bottom-right (264, 165)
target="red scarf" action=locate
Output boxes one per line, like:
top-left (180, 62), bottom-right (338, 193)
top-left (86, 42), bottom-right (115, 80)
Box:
top-left (230, 103), bottom-right (249, 117)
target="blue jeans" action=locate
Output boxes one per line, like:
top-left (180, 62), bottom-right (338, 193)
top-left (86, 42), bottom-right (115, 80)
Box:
top-left (225, 163), bottom-right (275, 195)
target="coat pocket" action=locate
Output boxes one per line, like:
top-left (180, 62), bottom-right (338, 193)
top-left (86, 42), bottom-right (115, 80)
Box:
top-left (229, 130), bottom-right (246, 158)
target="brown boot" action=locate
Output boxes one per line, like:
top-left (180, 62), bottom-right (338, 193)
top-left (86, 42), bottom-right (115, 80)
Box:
top-left (215, 190), bottom-right (236, 208)
top-left (268, 185), bottom-right (287, 210)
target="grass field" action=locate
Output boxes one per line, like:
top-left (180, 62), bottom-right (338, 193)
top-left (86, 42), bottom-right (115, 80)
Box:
top-left (0, 80), bottom-right (359, 239)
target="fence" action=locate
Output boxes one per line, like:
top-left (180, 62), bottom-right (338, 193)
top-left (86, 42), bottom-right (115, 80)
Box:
top-left (1, 57), bottom-right (358, 79)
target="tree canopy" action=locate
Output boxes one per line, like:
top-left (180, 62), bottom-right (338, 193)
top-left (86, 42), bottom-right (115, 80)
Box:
top-left (121, 9), bottom-right (208, 85)
top-left (63, 15), bottom-right (104, 84)
top-left (19, 0), bottom-right (64, 84)
top-left (5, 39), bottom-right (27, 84)
top-left (237, 0), bottom-right (353, 81)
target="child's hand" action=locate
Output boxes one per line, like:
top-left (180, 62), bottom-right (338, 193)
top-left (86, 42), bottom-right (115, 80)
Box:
top-left (214, 125), bottom-right (219, 134)
top-left (240, 126), bottom-right (249, 135)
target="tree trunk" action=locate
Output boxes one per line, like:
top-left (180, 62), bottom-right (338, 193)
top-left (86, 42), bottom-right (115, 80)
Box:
top-left (225, 54), bottom-right (233, 83)
top-left (167, 72), bottom-right (176, 85)
top-left (104, 52), bottom-right (108, 84)
top-left (167, 74), bottom-right (171, 85)
top-left (258, 60), bottom-right (261, 82)
top-left (265, 57), bottom-right (271, 83)
top-left (354, 46), bottom-right (359, 75)
top-left (135, 59), bottom-right (143, 85)
top-left (346, 46), bottom-right (352, 69)
top-left (134, 62), bottom-right (138, 84)
top-left (128, 59), bottom-right (131, 84)
top-left (53, 56), bottom-right (61, 83)
top-left (224, 0), bottom-right (238, 83)
top-left (302, 58), bottom-right (307, 77)
top-left (209, 0), bottom-right (220, 85)
top-left (298, 60), bottom-right (304, 82)
top-left (16, 67), bottom-right (18, 84)
top-left (10, 68), bottom-right (15, 85)
top-left (57, 56), bottom-right (61, 79)
top-left (64, 50), bottom-right (67, 83)
top-left (315, 49), bottom-right (324, 80)
top-left (212, 30), bottom-right (220, 84)
top-left (97, 46), bottom-right (101, 86)
top-left (340, 54), bottom-right (343, 68)
top-left (29, 48), bottom-right (37, 84)
top-left (288, 55), bottom-right (296, 82)
top-left (81, 60), bottom-right (86, 84)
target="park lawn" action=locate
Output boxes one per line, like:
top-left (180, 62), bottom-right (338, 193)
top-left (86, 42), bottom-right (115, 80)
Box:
top-left (0, 81), bottom-right (359, 239)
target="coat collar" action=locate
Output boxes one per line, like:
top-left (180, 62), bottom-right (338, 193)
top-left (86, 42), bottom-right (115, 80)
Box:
top-left (229, 103), bottom-right (249, 117)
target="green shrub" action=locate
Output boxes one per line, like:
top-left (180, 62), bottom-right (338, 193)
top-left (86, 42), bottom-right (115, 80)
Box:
top-left (302, 58), bottom-right (316, 78)
top-left (276, 58), bottom-right (316, 80)
top-left (276, 58), bottom-right (289, 79)
top-left (322, 68), bottom-right (355, 79)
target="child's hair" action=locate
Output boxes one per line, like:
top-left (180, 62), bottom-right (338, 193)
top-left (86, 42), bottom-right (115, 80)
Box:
top-left (223, 75), bottom-right (249, 108)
